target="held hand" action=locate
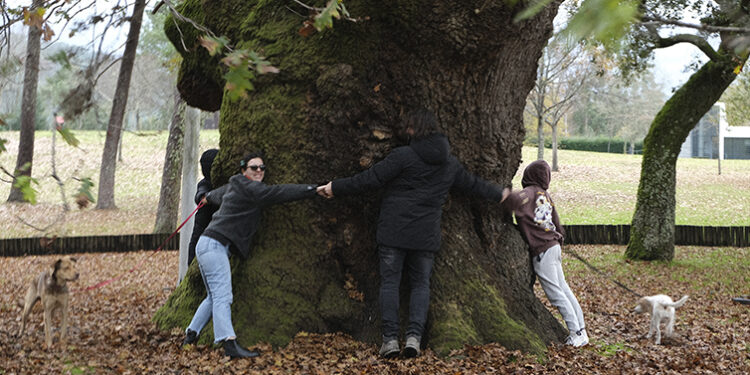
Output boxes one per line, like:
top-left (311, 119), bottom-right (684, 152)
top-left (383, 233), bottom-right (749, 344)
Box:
top-left (317, 182), bottom-right (334, 199)
top-left (200, 196), bottom-right (208, 205)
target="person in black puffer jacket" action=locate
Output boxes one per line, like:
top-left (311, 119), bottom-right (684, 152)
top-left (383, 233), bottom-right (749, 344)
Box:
top-left (317, 108), bottom-right (504, 358)
top-left (183, 151), bottom-right (317, 359)
top-left (188, 148), bottom-right (219, 267)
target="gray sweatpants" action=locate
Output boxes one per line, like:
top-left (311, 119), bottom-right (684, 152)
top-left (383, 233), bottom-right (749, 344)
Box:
top-left (533, 244), bottom-right (585, 334)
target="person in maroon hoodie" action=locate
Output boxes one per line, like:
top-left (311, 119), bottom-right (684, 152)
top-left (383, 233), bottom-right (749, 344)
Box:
top-left (501, 160), bottom-right (588, 347)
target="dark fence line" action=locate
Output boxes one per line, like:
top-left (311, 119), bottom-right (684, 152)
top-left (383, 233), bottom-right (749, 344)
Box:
top-left (0, 233), bottom-right (180, 257)
top-left (565, 225), bottom-right (750, 247)
top-left (1, 225), bottom-right (748, 257)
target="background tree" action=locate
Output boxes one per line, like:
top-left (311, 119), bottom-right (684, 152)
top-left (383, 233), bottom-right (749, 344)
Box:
top-left (606, 71), bottom-right (665, 153)
top-left (96, 0), bottom-right (147, 209)
top-left (617, 0), bottom-right (750, 261)
top-left (146, 9), bottom-right (186, 234)
top-left (153, 0), bottom-right (568, 355)
top-left (526, 33), bottom-right (592, 165)
top-left (540, 0), bottom-right (749, 260)
top-left (721, 66), bottom-right (750, 126)
top-left (153, 87), bottom-right (184, 233)
top-left (7, 0), bottom-right (44, 202)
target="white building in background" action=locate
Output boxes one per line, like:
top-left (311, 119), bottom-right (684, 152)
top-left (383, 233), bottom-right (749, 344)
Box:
top-left (679, 102), bottom-right (750, 160)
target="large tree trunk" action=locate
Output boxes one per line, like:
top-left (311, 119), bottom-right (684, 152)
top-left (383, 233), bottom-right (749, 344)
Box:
top-left (154, 0), bottom-right (565, 355)
top-left (153, 89), bottom-right (186, 233)
top-left (626, 57), bottom-right (739, 261)
top-left (7, 0), bottom-right (42, 203)
top-left (95, 0), bottom-right (146, 210)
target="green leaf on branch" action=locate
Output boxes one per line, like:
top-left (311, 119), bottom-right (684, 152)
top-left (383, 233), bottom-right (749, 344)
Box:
top-left (199, 35), bottom-right (229, 56)
top-left (564, 0), bottom-right (639, 46)
top-left (224, 65), bottom-right (255, 101)
top-left (219, 49), bottom-right (279, 101)
top-left (56, 126), bottom-right (80, 148)
top-left (13, 175), bottom-right (39, 204)
top-left (314, 0), bottom-right (349, 31)
top-left (75, 177), bottom-right (96, 208)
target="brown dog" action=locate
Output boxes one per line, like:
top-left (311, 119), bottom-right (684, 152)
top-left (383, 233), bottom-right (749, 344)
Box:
top-left (18, 256), bottom-right (79, 349)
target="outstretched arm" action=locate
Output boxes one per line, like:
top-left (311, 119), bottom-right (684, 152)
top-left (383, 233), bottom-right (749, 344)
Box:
top-left (452, 162), bottom-right (504, 201)
top-left (331, 148), bottom-right (406, 197)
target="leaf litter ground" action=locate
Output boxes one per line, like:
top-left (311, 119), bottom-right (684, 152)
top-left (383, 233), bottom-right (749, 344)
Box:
top-left (1, 245), bottom-right (748, 374)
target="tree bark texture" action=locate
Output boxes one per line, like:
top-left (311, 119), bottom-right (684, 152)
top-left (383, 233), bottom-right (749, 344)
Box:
top-left (7, 0), bottom-right (43, 203)
top-left (536, 116), bottom-right (545, 160)
top-left (551, 122), bottom-right (558, 171)
top-left (626, 56), bottom-right (739, 261)
top-left (154, 0), bottom-right (565, 355)
top-left (154, 89), bottom-right (186, 233)
top-left (95, 0), bottom-right (147, 210)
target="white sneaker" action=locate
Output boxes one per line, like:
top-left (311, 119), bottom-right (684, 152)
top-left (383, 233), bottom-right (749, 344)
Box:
top-left (579, 328), bottom-right (589, 346)
top-left (566, 329), bottom-right (588, 347)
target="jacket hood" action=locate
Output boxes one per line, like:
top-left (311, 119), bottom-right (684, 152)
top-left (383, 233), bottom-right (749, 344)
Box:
top-left (521, 160), bottom-right (550, 190)
top-left (410, 133), bottom-right (449, 165)
top-left (200, 149), bottom-right (219, 181)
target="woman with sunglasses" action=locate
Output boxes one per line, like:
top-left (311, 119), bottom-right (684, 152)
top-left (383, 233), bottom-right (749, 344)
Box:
top-left (182, 151), bottom-right (317, 358)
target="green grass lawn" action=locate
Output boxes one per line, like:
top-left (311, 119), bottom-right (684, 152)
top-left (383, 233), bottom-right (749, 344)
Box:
top-left (0, 130), bottom-right (748, 237)
top-left (513, 147), bottom-right (750, 225)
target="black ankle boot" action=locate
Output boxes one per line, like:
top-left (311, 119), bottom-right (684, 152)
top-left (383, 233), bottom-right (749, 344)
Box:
top-left (222, 339), bottom-right (261, 358)
top-left (182, 329), bottom-right (198, 346)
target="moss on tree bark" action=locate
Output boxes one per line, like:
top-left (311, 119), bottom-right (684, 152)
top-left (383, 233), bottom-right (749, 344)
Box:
top-left (153, 0), bottom-right (567, 355)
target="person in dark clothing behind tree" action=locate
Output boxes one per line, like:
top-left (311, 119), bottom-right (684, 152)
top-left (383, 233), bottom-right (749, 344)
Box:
top-left (182, 151), bottom-right (318, 358)
top-left (188, 148), bottom-right (220, 267)
top-left (317, 108), bottom-right (504, 358)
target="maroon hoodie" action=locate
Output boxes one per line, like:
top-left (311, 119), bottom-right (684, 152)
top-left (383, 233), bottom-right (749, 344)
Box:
top-left (501, 160), bottom-right (565, 257)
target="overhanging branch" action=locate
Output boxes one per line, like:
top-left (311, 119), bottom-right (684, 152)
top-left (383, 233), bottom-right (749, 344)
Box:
top-left (654, 33), bottom-right (723, 61)
top-left (641, 15), bottom-right (750, 34)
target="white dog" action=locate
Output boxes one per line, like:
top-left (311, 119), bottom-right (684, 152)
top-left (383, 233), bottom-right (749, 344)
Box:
top-left (634, 294), bottom-right (688, 344)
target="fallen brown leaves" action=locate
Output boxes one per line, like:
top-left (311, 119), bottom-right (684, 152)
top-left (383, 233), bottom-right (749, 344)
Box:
top-left (1, 245), bottom-right (748, 374)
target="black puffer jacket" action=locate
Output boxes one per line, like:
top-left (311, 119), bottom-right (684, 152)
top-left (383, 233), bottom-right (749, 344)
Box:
top-left (332, 133), bottom-right (503, 252)
top-left (188, 149), bottom-right (220, 265)
top-left (202, 175), bottom-right (317, 259)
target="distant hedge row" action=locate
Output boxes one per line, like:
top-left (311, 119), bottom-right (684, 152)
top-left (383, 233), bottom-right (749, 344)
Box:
top-left (526, 136), bottom-right (643, 154)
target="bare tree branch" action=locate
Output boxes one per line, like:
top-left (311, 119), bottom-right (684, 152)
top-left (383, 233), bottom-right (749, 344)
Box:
top-left (656, 33), bottom-right (723, 61)
top-left (641, 15), bottom-right (750, 35)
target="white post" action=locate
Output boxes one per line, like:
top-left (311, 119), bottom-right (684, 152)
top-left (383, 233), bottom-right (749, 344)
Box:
top-left (178, 106), bottom-right (200, 284)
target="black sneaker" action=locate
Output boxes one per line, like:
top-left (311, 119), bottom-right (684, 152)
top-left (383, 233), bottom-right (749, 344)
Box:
top-left (222, 339), bottom-right (261, 359)
top-left (182, 329), bottom-right (198, 346)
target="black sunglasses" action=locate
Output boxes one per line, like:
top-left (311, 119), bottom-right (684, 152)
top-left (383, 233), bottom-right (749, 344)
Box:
top-left (248, 164), bottom-right (266, 171)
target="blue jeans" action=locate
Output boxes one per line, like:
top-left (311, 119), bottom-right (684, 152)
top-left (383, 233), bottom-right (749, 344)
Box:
top-left (186, 236), bottom-right (236, 343)
top-left (379, 246), bottom-right (435, 340)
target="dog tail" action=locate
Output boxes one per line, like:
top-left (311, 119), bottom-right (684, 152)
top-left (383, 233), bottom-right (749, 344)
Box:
top-left (668, 295), bottom-right (689, 309)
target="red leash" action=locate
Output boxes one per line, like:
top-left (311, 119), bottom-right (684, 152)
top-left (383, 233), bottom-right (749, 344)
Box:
top-left (74, 201), bottom-right (206, 293)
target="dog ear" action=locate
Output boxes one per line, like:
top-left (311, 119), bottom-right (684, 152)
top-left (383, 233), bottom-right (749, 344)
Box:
top-left (52, 259), bottom-right (62, 277)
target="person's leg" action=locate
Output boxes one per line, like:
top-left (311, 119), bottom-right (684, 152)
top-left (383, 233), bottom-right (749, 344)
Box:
top-left (405, 250), bottom-right (435, 339)
top-left (379, 246), bottom-right (407, 341)
top-left (196, 236), bottom-right (236, 343)
top-left (557, 262), bottom-right (586, 332)
top-left (186, 237), bottom-right (214, 336)
top-left (533, 245), bottom-right (581, 335)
